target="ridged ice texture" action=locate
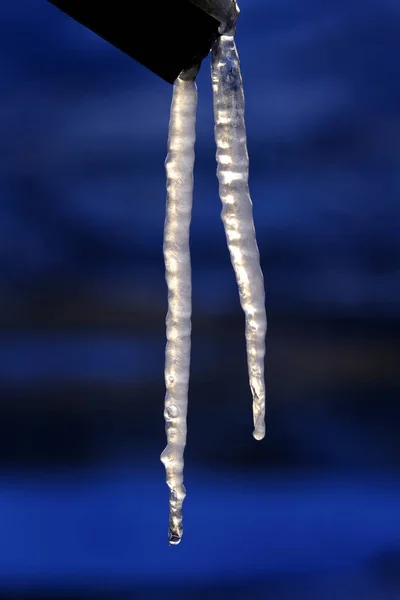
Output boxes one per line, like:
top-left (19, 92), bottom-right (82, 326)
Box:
top-left (160, 76), bottom-right (197, 545)
top-left (212, 34), bottom-right (267, 441)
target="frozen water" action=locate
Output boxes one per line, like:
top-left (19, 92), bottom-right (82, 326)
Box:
top-left (160, 75), bottom-right (197, 545)
top-left (212, 34), bottom-right (267, 440)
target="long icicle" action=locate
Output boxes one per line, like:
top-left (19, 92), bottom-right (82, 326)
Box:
top-left (160, 72), bottom-right (197, 545)
top-left (211, 34), bottom-right (267, 441)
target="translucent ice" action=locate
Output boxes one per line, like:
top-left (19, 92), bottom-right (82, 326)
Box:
top-left (212, 34), bottom-right (267, 441)
top-left (160, 74), bottom-right (197, 545)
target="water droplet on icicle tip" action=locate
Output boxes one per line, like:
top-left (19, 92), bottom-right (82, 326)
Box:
top-left (169, 528), bottom-right (182, 546)
top-left (253, 428), bottom-right (265, 441)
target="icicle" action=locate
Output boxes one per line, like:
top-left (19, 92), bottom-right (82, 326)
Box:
top-left (160, 9), bottom-right (266, 546)
top-left (160, 70), bottom-right (198, 545)
top-left (211, 34), bottom-right (267, 441)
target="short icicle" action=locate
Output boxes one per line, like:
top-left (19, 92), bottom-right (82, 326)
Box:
top-left (160, 70), bottom-right (198, 545)
top-left (211, 34), bottom-right (267, 441)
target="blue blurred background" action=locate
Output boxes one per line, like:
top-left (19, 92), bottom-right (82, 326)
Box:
top-left (0, 0), bottom-right (399, 598)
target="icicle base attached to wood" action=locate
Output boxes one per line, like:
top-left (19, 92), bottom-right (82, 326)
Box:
top-left (160, 74), bottom-right (198, 546)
